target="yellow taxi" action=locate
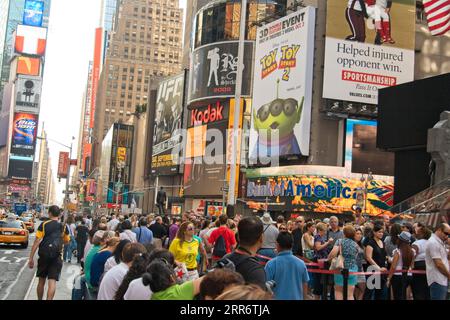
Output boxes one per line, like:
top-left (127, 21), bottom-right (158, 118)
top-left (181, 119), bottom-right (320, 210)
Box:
top-left (0, 217), bottom-right (29, 248)
top-left (20, 216), bottom-right (35, 233)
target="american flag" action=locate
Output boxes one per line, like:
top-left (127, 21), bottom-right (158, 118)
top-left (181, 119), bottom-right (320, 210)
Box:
top-left (423, 0), bottom-right (450, 36)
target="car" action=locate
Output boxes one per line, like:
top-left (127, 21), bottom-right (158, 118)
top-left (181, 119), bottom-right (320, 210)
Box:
top-left (0, 219), bottom-right (29, 248)
top-left (19, 217), bottom-right (35, 233)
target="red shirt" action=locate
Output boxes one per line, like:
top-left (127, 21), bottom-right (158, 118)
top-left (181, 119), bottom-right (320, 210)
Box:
top-left (208, 226), bottom-right (236, 259)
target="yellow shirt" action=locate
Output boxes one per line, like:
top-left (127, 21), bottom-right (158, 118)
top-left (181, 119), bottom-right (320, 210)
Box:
top-left (169, 238), bottom-right (200, 270)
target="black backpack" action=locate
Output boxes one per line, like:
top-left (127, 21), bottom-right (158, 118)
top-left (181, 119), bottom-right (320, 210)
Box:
top-left (39, 221), bottom-right (64, 260)
top-left (213, 234), bottom-right (227, 258)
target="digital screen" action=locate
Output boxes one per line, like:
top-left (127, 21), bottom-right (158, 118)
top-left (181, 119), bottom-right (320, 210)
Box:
top-left (23, 0), bottom-right (44, 27)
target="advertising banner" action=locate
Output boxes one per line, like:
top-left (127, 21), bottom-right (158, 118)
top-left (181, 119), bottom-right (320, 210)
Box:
top-left (11, 113), bottom-right (38, 156)
top-left (57, 152), bottom-right (69, 179)
top-left (188, 41), bottom-right (254, 104)
top-left (245, 165), bottom-right (394, 216)
top-left (322, 0), bottom-right (416, 104)
top-left (8, 159), bottom-right (33, 179)
top-left (151, 73), bottom-right (185, 175)
top-left (345, 119), bottom-right (394, 177)
top-left (23, 0), bottom-right (44, 27)
top-left (15, 75), bottom-right (42, 112)
top-left (183, 158), bottom-right (226, 196)
top-left (16, 57), bottom-right (40, 76)
top-left (14, 24), bottom-right (47, 56)
top-left (249, 8), bottom-right (316, 160)
top-left (89, 28), bottom-right (103, 129)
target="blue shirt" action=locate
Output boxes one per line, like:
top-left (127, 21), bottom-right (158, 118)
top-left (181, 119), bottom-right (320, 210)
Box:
top-left (90, 250), bottom-right (113, 287)
top-left (132, 226), bottom-right (153, 245)
top-left (265, 250), bottom-right (309, 300)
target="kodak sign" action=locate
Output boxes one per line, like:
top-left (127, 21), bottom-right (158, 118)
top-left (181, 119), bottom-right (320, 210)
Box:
top-left (190, 101), bottom-right (226, 127)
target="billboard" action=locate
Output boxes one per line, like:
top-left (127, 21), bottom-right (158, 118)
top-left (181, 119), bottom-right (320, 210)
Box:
top-left (10, 113), bottom-right (38, 156)
top-left (183, 158), bottom-right (227, 197)
top-left (16, 57), bottom-right (41, 76)
top-left (23, 0), bottom-right (44, 27)
top-left (151, 73), bottom-right (185, 175)
top-left (14, 24), bottom-right (47, 56)
top-left (249, 8), bottom-right (315, 160)
top-left (245, 165), bottom-right (394, 215)
top-left (322, 0), bottom-right (415, 104)
top-left (345, 119), bottom-right (394, 177)
top-left (8, 159), bottom-right (33, 179)
top-left (15, 75), bottom-right (42, 112)
top-left (57, 152), bottom-right (69, 179)
top-left (90, 28), bottom-right (103, 128)
top-left (188, 41), bottom-right (254, 103)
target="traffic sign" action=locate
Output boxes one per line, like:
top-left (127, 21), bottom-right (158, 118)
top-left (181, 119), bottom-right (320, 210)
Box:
top-left (62, 190), bottom-right (74, 194)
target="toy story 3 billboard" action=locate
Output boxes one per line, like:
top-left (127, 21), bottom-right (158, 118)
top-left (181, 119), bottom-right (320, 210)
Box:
top-left (249, 7), bottom-right (315, 161)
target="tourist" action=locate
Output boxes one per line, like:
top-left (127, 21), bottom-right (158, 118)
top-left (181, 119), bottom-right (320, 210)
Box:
top-left (312, 222), bottom-right (333, 300)
top-left (411, 223), bottom-right (432, 300)
top-left (215, 284), bottom-right (273, 300)
top-left (132, 217), bottom-right (154, 245)
top-left (90, 236), bottom-right (120, 288)
top-left (257, 213), bottom-right (279, 263)
top-left (119, 220), bottom-right (137, 243)
top-left (208, 214), bottom-right (236, 262)
top-left (354, 226), bottom-right (367, 300)
top-left (364, 223), bottom-right (388, 300)
top-left (292, 216), bottom-right (305, 257)
top-left (104, 239), bottom-right (131, 273)
top-left (199, 268), bottom-right (245, 300)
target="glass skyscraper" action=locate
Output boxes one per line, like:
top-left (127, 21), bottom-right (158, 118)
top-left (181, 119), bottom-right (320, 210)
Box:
top-left (0, 0), bottom-right (51, 109)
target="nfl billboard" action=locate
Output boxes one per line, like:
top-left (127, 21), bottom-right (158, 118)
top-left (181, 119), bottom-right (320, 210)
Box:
top-left (322, 0), bottom-right (415, 105)
top-left (23, 0), bottom-right (44, 27)
top-left (151, 73), bottom-right (185, 175)
top-left (10, 112), bottom-right (38, 156)
top-left (249, 8), bottom-right (316, 160)
top-left (15, 75), bottom-right (42, 112)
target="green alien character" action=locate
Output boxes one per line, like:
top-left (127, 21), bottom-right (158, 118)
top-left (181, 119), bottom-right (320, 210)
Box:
top-left (252, 84), bottom-right (304, 158)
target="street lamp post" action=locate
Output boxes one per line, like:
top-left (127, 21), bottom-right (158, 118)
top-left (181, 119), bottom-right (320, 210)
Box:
top-left (37, 135), bottom-right (75, 219)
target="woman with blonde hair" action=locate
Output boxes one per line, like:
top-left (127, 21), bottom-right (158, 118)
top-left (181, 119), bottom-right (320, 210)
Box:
top-left (215, 284), bottom-right (273, 300)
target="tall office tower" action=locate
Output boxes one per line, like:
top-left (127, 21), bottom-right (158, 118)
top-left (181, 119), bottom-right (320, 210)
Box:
top-left (36, 129), bottom-right (53, 204)
top-left (92, 0), bottom-right (183, 168)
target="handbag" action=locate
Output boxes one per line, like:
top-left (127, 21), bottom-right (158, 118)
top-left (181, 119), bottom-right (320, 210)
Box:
top-left (329, 241), bottom-right (345, 271)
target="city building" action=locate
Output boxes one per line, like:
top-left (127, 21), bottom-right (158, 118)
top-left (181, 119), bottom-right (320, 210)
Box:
top-left (35, 129), bottom-right (55, 204)
top-left (89, 0), bottom-right (184, 211)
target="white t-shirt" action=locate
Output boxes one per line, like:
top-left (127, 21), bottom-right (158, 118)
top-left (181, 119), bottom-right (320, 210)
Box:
top-left (107, 218), bottom-right (120, 231)
top-left (120, 230), bottom-right (137, 243)
top-left (104, 256), bottom-right (118, 273)
top-left (425, 234), bottom-right (449, 286)
top-left (97, 262), bottom-right (129, 300)
top-left (124, 278), bottom-right (153, 300)
top-left (412, 239), bottom-right (427, 262)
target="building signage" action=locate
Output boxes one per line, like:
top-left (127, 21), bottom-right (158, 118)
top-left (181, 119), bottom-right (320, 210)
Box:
top-left (11, 113), bottom-right (38, 156)
top-left (188, 41), bottom-right (254, 103)
top-left (15, 75), bottom-right (42, 112)
top-left (322, 0), bottom-right (416, 104)
top-left (23, 0), bottom-right (44, 27)
top-left (249, 8), bottom-right (316, 160)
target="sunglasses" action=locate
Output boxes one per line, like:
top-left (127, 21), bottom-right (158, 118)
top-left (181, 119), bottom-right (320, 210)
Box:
top-left (187, 227), bottom-right (195, 231)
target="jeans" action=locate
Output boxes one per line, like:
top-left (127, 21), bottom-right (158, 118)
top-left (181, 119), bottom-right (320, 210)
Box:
top-left (63, 238), bottom-right (77, 262)
top-left (429, 282), bottom-right (448, 300)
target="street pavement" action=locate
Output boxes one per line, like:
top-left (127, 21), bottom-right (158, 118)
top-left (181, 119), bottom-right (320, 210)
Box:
top-left (26, 260), bottom-right (81, 300)
top-left (0, 233), bottom-right (36, 300)
top-left (0, 220), bottom-right (80, 300)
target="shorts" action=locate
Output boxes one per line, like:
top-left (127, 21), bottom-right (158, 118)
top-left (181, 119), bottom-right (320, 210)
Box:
top-left (36, 257), bottom-right (63, 281)
top-left (334, 268), bottom-right (358, 287)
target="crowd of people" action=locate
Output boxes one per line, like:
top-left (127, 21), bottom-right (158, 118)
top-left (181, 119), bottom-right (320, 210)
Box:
top-left (28, 205), bottom-right (450, 300)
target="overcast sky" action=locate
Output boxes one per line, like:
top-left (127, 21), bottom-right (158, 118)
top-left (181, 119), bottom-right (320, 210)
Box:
top-left (40, 0), bottom-right (187, 205)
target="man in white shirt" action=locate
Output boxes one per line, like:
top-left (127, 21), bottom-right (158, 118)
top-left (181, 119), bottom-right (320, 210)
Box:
top-left (107, 214), bottom-right (120, 232)
top-left (425, 223), bottom-right (450, 300)
top-left (97, 242), bottom-right (146, 300)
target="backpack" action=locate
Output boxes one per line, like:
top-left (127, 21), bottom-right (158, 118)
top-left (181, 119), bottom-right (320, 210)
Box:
top-left (213, 234), bottom-right (227, 258)
top-left (39, 221), bottom-right (65, 260)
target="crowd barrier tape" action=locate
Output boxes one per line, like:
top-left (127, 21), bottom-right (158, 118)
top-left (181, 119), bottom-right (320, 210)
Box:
top-left (254, 253), bottom-right (427, 275)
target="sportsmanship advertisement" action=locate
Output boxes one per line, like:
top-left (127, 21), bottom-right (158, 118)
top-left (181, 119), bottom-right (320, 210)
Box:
top-left (15, 75), bottom-right (42, 112)
top-left (23, 0), bottom-right (44, 27)
top-left (188, 41), bottom-right (254, 104)
top-left (249, 8), bottom-right (315, 160)
top-left (151, 73), bottom-right (184, 175)
top-left (11, 113), bottom-right (38, 156)
top-left (323, 0), bottom-right (415, 104)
